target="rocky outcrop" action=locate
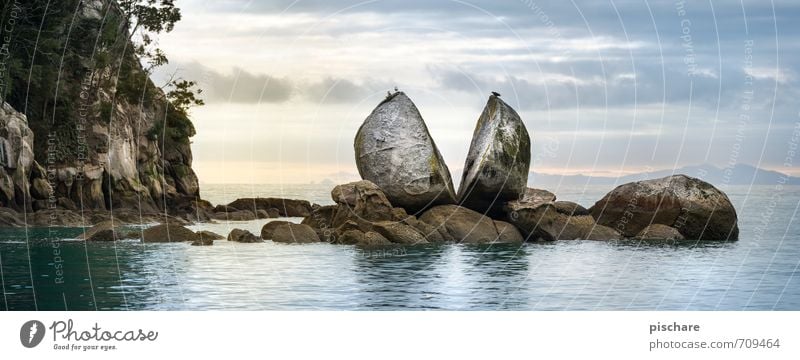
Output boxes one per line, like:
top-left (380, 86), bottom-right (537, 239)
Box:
top-left (271, 223), bottom-right (321, 244)
top-left (504, 191), bottom-right (621, 241)
top-left (457, 94), bottom-right (531, 215)
top-left (0, 1), bottom-right (208, 225)
top-left (141, 224), bottom-right (199, 243)
top-left (227, 228), bottom-right (261, 243)
top-left (590, 175), bottom-right (739, 240)
top-left (419, 205), bottom-right (523, 244)
top-left (0, 103), bottom-right (44, 212)
top-left (226, 198), bottom-right (312, 217)
top-left (354, 92), bottom-right (456, 213)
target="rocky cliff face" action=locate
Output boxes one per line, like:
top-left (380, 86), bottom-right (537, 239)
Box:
top-left (0, 0), bottom-right (207, 220)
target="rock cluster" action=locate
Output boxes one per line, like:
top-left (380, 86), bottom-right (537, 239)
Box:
top-left (295, 180), bottom-right (524, 247)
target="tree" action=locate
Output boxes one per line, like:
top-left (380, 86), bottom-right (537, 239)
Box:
top-left (117, 0), bottom-right (181, 75)
top-left (166, 79), bottom-right (204, 114)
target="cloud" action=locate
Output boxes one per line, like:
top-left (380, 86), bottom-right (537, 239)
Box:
top-left (153, 62), bottom-right (394, 104)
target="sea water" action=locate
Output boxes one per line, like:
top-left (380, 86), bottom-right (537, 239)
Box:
top-left (0, 184), bottom-right (798, 310)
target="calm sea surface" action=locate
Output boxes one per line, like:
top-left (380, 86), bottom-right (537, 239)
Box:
top-left (1, 184), bottom-right (798, 310)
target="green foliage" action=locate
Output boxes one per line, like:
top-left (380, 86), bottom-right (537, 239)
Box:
top-left (166, 79), bottom-right (204, 114)
top-left (1, 0), bottom-right (202, 163)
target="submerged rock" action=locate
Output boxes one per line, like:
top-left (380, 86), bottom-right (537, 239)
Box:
top-left (457, 94), bottom-right (531, 215)
top-left (589, 175), bottom-right (739, 240)
top-left (78, 220), bottom-right (120, 241)
top-left (354, 92), bottom-right (456, 213)
top-left (228, 228), bottom-right (261, 243)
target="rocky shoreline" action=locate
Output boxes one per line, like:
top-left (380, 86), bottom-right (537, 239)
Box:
top-left (61, 172), bottom-right (739, 247)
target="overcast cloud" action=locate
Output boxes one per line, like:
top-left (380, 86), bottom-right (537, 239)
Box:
top-left (152, 0), bottom-right (800, 183)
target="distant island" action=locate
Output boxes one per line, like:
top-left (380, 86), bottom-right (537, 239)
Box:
top-left (528, 163), bottom-right (800, 188)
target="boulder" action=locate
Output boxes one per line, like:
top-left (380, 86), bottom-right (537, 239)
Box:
top-left (584, 224), bottom-right (623, 240)
top-left (211, 210), bottom-right (257, 221)
top-left (226, 198), bottom-right (312, 217)
top-left (419, 205), bottom-right (523, 244)
top-left (142, 224), bottom-right (199, 243)
top-left (261, 220), bottom-right (293, 240)
top-left (271, 223), bottom-right (321, 244)
top-left (552, 201), bottom-right (589, 216)
top-left (354, 92), bottom-right (457, 213)
top-left (493, 220), bottom-right (526, 243)
top-left (328, 180), bottom-right (396, 230)
top-left (78, 220), bottom-right (120, 241)
top-left (256, 209), bottom-right (270, 219)
top-left (338, 229), bottom-right (365, 245)
top-left (517, 188), bottom-right (557, 207)
top-left (227, 228), bottom-right (261, 243)
top-left (196, 230), bottom-right (224, 241)
top-left (362, 231), bottom-right (393, 247)
top-left (635, 224), bottom-right (685, 241)
top-left (302, 204), bottom-right (337, 242)
top-left (339, 229), bottom-right (393, 247)
top-left (589, 175), bottom-right (739, 240)
top-left (457, 94), bottom-right (531, 215)
top-left (505, 201), bottom-right (621, 241)
top-left (266, 208), bottom-right (281, 218)
top-left (214, 204), bottom-right (238, 213)
top-left (369, 221), bottom-right (428, 245)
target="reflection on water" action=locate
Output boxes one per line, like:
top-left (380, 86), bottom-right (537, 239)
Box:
top-left (0, 185), bottom-right (798, 310)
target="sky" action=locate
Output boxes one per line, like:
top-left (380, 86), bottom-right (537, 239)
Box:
top-left (150, 0), bottom-right (800, 184)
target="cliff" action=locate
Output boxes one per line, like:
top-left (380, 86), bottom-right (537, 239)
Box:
top-left (0, 0), bottom-right (209, 223)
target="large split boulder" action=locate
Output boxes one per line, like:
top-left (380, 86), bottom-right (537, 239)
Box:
top-left (419, 205), bottom-right (524, 244)
top-left (354, 92), bottom-right (456, 213)
top-left (457, 94), bottom-right (531, 215)
top-left (589, 175), bottom-right (739, 240)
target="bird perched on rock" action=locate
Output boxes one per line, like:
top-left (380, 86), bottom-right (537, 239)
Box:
top-left (491, 91), bottom-right (501, 97)
top-left (394, 86), bottom-right (399, 92)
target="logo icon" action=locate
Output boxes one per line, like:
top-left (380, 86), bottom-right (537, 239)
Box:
top-left (20, 320), bottom-right (45, 348)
